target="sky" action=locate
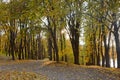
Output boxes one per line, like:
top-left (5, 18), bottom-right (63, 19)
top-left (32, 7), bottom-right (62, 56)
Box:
top-left (3, 0), bottom-right (9, 2)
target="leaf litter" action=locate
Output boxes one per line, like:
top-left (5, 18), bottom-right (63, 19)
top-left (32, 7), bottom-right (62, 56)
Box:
top-left (0, 71), bottom-right (47, 80)
top-left (0, 58), bottom-right (120, 80)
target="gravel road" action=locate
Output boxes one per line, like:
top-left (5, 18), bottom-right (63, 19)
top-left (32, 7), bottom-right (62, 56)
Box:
top-left (0, 59), bottom-right (119, 80)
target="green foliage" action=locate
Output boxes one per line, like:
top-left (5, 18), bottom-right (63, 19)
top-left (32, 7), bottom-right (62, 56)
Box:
top-left (0, 0), bottom-right (119, 67)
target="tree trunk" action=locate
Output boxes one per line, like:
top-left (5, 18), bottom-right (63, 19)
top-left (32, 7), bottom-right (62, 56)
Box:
top-left (48, 37), bottom-right (52, 60)
top-left (18, 39), bottom-right (22, 60)
top-left (65, 54), bottom-right (68, 62)
top-left (60, 31), bottom-right (63, 61)
top-left (24, 34), bottom-right (27, 59)
top-left (10, 30), bottom-right (15, 60)
top-left (102, 25), bottom-right (110, 67)
top-left (53, 36), bottom-right (59, 62)
top-left (93, 33), bottom-right (97, 65)
top-left (9, 22), bottom-right (15, 60)
top-left (27, 45), bottom-right (30, 59)
top-left (97, 27), bottom-right (101, 66)
top-left (113, 21), bottom-right (120, 68)
top-left (27, 34), bottom-right (31, 59)
top-left (67, 16), bottom-right (80, 64)
top-left (112, 40), bottom-right (115, 68)
top-left (71, 33), bottom-right (79, 64)
top-left (101, 40), bottom-right (105, 67)
top-left (47, 17), bottom-right (59, 62)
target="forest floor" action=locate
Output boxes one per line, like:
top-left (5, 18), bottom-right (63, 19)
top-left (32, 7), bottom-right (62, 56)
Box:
top-left (0, 56), bottom-right (120, 80)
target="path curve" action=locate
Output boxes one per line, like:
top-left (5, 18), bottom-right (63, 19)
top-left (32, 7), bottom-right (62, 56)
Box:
top-left (0, 59), bottom-right (119, 80)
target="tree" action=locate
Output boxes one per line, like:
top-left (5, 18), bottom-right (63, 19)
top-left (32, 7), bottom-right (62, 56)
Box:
top-left (65, 0), bottom-right (84, 64)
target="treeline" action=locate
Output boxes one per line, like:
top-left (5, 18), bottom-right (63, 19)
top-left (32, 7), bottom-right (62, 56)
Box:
top-left (84, 0), bottom-right (120, 68)
top-left (0, 0), bottom-right (120, 68)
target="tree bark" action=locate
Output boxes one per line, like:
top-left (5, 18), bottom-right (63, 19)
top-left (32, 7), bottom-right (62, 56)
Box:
top-left (9, 19), bottom-right (16, 60)
top-left (102, 25), bottom-right (110, 67)
top-left (48, 37), bottom-right (52, 60)
top-left (69, 21), bottom-right (80, 65)
top-left (47, 17), bottom-right (59, 62)
top-left (113, 21), bottom-right (120, 68)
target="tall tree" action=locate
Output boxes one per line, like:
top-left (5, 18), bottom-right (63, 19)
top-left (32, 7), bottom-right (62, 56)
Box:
top-left (65, 0), bottom-right (84, 64)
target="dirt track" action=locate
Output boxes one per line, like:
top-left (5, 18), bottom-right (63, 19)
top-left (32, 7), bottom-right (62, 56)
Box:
top-left (0, 56), bottom-right (119, 80)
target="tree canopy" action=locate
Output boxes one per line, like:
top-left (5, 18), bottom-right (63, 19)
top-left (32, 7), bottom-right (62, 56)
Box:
top-left (0, 0), bottom-right (120, 68)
